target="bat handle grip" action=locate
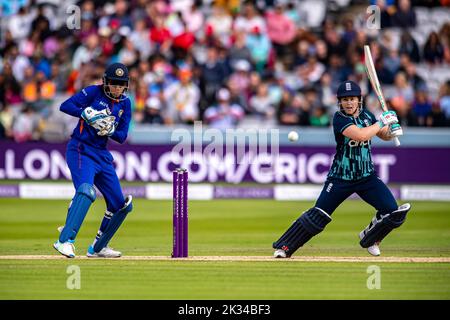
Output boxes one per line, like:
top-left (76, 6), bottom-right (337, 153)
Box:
top-left (394, 137), bottom-right (401, 147)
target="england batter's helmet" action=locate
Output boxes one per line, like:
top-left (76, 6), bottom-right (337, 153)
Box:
top-left (336, 80), bottom-right (361, 99)
top-left (336, 80), bottom-right (363, 116)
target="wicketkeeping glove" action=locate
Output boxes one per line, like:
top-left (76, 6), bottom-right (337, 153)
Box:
top-left (81, 107), bottom-right (110, 126)
top-left (378, 111), bottom-right (398, 128)
top-left (97, 119), bottom-right (117, 136)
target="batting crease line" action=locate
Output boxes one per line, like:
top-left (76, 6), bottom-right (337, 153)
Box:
top-left (0, 255), bottom-right (449, 263)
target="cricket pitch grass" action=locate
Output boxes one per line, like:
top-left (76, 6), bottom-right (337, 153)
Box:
top-left (0, 199), bottom-right (449, 299)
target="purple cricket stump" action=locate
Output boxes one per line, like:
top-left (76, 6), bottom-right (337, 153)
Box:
top-left (177, 170), bottom-right (184, 257)
top-left (183, 170), bottom-right (188, 257)
top-left (172, 170), bottom-right (180, 258)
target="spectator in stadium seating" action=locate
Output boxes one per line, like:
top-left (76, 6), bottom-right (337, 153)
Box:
top-left (248, 81), bottom-right (275, 120)
top-left (403, 62), bottom-right (427, 91)
top-left (205, 5), bottom-right (233, 46)
top-left (111, 0), bottom-right (134, 30)
top-left (278, 89), bottom-right (296, 125)
top-left (315, 40), bottom-right (329, 65)
top-left (0, 103), bottom-right (14, 140)
top-left (426, 102), bottom-right (448, 127)
top-left (310, 106), bottom-right (330, 127)
top-left (0, 62), bottom-right (22, 106)
top-left (182, 0), bottom-right (205, 34)
top-left (134, 81), bottom-right (150, 115)
top-left (204, 88), bottom-right (245, 129)
top-left (163, 67), bottom-right (200, 124)
top-left (5, 44), bottom-right (30, 83)
top-left (285, 1), bottom-right (301, 27)
top-left (265, 0), bottom-right (297, 57)
top-left (245, 25), bottom-right (272, 73)
top-left (293, 40), bottom-right (310, 67)
top-left (229, 32), bottom-right (252, 68)
top-left (297, 54), bottom-right (325, 88)
top-left (399, 31), bottom-right (421, 63)
top-left (72, 33), bottom-right (100, 70)
top-left (149, 15), bottom-right (172, 52)
top-left (7, 6), bottom-right (32, 42)
top-left (438, 23), bottom-right (450, 64)
top-left (438, 81), bottom-right (450, 120)
top-left (31, 4), bottom-right (51, 42)
top-left (118, 39), bottom-right (139, 67)
top-left (234, 1), bottom-right (267, 34)
top-left (391, 0), bottom-right (416, 28)
top-left (387, 72), bottom-right (415, 124)
top-left (326, 54), bottom-right (351, 90)
top-left (172, 18), bottom-right (196, 60)
top-left (228, 59), bottom-right (252, 101)
top-left (165, 7), bottom-right (186, 39)
top-left (323, 19), bottom-right (347, 57)
top-left (412, 90), bottom-right (433, 126)
top-left (383, 49), bottom-right (401, 75)
top-left (342, 18), bottom-right (357, 47)
top-left (76, 13), bottom-right (98, 43)
top-left (374, 0), bottom-right (394, 28)
top-left (12, 105), bottom-right (37, 143)
top-left (200, 46), bottom-right (230, 106)
top-left (423, 32), bottom-right (445, 64)
top-left (130, 19), bottom-right (153, 61)
top-left (144, 96), bottom-right (165, 125)
top-left (319, 73), bottom-right (337, 114)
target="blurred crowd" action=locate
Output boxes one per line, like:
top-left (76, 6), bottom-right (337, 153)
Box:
top-left (1, 0), bottom-right (450, 142)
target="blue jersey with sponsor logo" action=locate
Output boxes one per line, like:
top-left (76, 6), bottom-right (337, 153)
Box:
top-left (328, 109), bottom-right (377, 181)
top-left (60, 85), bottom-right (131, 149)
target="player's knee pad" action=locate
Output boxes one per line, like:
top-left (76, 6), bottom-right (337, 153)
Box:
top-left (59, 183), bottom-right (96, 242)
top-left (273, 207), bottom-right (332, 256)
top-left (77, 183), bottom-right (97, 202)
top-left (94, 195), bottom-right (132, 252)
top-left (359, 203), bottom-right (411, 248)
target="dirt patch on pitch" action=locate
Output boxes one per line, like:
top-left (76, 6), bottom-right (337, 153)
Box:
top-left (0, 255), bottom-right (449, 263)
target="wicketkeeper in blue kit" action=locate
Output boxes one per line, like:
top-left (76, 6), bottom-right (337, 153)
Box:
top-left (53, 63), bottom-right (133, 258)
top-left (273, 80), bottom-right (411, 258)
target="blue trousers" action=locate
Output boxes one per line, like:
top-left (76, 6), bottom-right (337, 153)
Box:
top-left (315, 173), bottom-right (398, 216)
top-left (66, 139), bottom-right (125, 213)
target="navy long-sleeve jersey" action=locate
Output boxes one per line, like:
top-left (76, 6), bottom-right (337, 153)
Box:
top-left (60, 85), bottom-right (131, 149)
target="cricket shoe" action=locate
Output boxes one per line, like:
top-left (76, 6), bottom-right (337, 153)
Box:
top-left (273, 249), bottom-right (288, 258)
top-left (57, 226), bottom-right (75, 244)
top-left (367, 241), bottom-right (381, 256)
top-left (86, 245), bottom-right (122, 258)
top-left (53, 240), bottom-right (75, 258)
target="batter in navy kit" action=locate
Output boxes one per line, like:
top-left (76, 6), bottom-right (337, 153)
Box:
top-left (273, 80), bottom-right (411, 258)
top-left (53, 63), bottom-right (133, 258)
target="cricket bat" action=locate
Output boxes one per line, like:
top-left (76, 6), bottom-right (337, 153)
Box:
top-left (364, 45), bottom-right (401, 147)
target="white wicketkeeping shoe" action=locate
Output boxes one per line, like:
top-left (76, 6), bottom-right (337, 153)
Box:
top-left (273, 249), bottom-right (288, 258)
top-left (53, 240), bottom-right (75, 258)
top-left (367, 242), bottom-right (381, 256)
top-left (86, 245), bottom-right (122, 258)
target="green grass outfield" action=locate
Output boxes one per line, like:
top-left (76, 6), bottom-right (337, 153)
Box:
top-left (0, 199), bottom-right (449, 299)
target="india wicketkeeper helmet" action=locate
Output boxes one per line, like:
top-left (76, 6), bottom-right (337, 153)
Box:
top-left (103, 62), bottom-right (129, 101)
top-left (336, 80), bottom-right (363, 115)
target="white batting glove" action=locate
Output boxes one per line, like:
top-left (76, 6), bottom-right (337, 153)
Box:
top-left (378, 111), bottom-right (398, 128)
top-left (81, 107), bottom-right (110, 126)
top-left (389, 123), bottom-right (403, 138)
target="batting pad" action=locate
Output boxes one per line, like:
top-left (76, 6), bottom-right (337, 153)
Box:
top-left (93, 195), bottom-right (133, 252)
top-left (359, 203), bottom-right (411, 248)
top-left (59, 183), bottom-right (96, 243)
top-left (273, 207), bottom-right (332, 256)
